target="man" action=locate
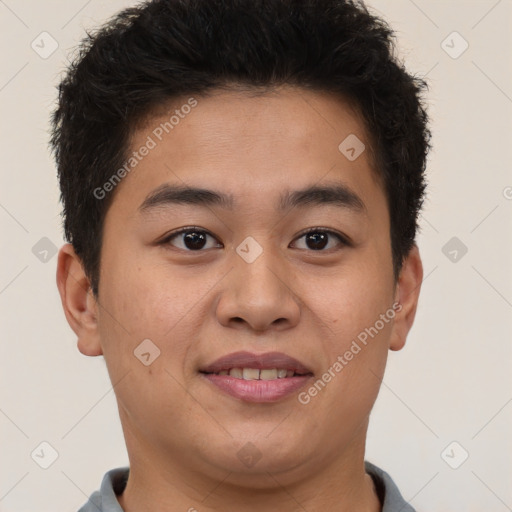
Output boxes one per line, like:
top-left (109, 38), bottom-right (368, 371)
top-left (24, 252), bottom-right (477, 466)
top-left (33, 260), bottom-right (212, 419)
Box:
top-left (52, 0), bottom-right (429, 510)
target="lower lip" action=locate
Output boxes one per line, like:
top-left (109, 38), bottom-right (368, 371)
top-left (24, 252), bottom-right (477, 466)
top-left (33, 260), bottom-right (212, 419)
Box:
top-left (201, 373), bottom-right (313, 403)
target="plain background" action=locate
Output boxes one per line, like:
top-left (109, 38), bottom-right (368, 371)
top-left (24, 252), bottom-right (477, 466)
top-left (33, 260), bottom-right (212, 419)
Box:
top-left (1, 1), bottom-right (511, 510)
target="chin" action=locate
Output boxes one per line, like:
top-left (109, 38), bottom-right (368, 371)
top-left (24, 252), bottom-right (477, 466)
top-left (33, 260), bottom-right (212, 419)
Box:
top-left (199, 434), bottom-right (313, 481)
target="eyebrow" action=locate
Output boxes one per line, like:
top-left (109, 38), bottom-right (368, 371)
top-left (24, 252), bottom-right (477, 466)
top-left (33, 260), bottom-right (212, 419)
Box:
top-left (138, 182), bottom-right (366, 214)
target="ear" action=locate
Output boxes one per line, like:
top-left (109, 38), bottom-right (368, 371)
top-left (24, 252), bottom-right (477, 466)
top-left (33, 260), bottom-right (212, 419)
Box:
top-left (389, 244), bottom-right (423, 351)
top-left (56, 243), bottom-right (103, 356)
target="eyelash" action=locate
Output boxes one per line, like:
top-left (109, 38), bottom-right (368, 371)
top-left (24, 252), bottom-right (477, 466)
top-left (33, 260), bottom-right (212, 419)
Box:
top-left (158, 226), bottom-right (351, 252)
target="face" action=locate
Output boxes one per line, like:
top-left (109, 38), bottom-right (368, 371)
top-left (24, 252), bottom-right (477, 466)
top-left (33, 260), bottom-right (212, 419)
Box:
top-left (58, 86), bottom-right (422, 487)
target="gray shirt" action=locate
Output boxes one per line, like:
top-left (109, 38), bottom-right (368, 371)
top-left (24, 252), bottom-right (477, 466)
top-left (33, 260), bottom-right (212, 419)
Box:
top-left (78, 461), bottom-right (415, 511)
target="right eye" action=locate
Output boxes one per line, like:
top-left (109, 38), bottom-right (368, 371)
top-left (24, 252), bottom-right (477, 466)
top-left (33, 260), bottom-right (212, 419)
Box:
top-left (160, 227), bottom-right (223, 251)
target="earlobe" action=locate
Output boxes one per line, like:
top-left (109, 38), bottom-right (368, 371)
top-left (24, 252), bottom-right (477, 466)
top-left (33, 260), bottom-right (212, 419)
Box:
top-left (56, 243), bottom-right (103, 357)
top-left (389, 244), bottom-right (423, 351)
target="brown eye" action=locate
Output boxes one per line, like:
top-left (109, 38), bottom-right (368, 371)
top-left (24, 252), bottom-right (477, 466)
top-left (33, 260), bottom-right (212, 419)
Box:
top-left (292, 229), bottom-right (348, 251)
top-left (162, 228), bottom-right (222, 251)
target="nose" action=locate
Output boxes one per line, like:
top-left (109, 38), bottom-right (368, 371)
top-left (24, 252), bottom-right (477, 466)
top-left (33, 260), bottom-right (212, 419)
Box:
top-left (215, 242), bottom-right (301, 333)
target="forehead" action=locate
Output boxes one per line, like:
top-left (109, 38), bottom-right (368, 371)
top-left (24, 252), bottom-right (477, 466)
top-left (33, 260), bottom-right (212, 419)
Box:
top-left (112, 86), bottom-right (383, 216)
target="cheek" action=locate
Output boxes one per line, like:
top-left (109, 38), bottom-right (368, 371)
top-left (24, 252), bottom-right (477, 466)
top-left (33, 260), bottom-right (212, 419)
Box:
top-left (96, 266), bottom-right (196, 422)
top-left (98, 258), bottom-right (214, 375)
top-left (315, 264), bottom-right (394, 342)
top-left (102, 254), bottom-right (187, 329)
top-left (306, 262), bottom-right (394, 400)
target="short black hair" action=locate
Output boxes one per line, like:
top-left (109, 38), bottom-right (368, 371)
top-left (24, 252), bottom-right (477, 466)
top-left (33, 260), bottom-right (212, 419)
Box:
top-left (50, 0), bottom-right (430, 297)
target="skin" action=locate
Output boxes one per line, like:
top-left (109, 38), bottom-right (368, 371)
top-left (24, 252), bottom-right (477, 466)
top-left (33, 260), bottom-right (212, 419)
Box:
top-left (57, 86), bottom-right (423, 512)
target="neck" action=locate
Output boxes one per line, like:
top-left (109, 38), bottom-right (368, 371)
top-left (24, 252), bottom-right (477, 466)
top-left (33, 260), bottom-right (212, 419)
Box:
top-left (117, 419), bottom-right (381, 512)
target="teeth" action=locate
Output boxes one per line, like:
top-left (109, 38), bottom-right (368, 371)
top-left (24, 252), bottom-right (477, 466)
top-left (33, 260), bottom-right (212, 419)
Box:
top-left (229, 368), bottom-right (243, 378)
top-left (242, 368), bottom-right (260, 380)
top-left (260, 369), bottom-right (278, 380)
top-left (222, 368), bottom-right (296, 380)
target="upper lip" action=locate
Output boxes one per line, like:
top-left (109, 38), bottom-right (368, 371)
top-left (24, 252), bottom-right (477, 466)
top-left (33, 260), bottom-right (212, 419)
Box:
top-left (200, 351), bottom-right (313, 375)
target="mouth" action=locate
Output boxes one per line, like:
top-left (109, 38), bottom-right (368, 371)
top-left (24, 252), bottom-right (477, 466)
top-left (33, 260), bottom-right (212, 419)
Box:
top-left (199, 351), bottom-right (314, 402)
top-left (202, 368), bottom-right (307, 379)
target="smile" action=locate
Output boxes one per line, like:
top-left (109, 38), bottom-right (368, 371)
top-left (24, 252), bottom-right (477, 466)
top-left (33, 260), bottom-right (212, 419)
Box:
top-left (206, 368), bottom-right (305, 379)
top-left (199, 351), bottom-right (314, 402)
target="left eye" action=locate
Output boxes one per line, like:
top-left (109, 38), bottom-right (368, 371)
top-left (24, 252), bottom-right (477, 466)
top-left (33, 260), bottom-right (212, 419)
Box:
top-left (291, 229), bottom-right (347, 251)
